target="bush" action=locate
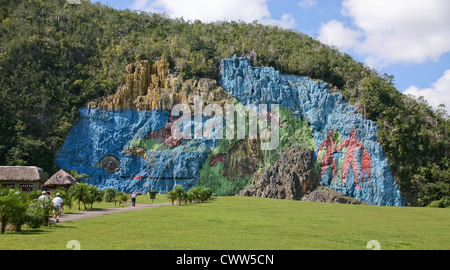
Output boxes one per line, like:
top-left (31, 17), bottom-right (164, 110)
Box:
top-left (428, 200), bottom-right (442, 208)
top-left (25, 199), bottom-right (47, 229)
top-left (428, 196), bottom-right (450, 208)
top-left (200, 188), bottom-right (213, 202)
top-left (168, 186), bottom-right (213, 205)
top-left (442, 197), bottom-right (450, 208)
top-left (104, 188), bottom-right (117, 203)
top-left (114, 191), bottom-right (129, 205)
top-left (0, 189), bottom-right (52, 233)
top-left (85, 185), bottom-right (104, 209)
top-left (68, 184), bottom-right (106, 209)
top-left (68, 183), bottom-right (90, 210)
top-left (166, 189), bottom-right (177, 205)
top-left (0, 189), bottom-right (27, 232)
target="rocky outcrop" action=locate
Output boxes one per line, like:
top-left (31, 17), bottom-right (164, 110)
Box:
top-left (302, 186), bottom-right (368, 205)
top-left (221, 55), bottom-right (405, 206)
top-left (88, 59), bottom-right (231, 111)
top-left (239, 146), bottom-right (317, 200)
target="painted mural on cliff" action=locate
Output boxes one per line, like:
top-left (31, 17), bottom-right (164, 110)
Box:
top-left (55, 56), bottom-right (405, 206)
top-left (220, 56), bottom-right (404, 206)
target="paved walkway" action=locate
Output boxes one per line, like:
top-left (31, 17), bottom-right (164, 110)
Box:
top-left (55, 203), bottom-right (172, 223)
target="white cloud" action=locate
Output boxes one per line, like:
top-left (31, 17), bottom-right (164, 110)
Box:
top-left (298, 0), bottom-right (317, 9)
top-left (132, 0), bottom-right (296, 28)
top-left (260, 13), bottom-right (297, 29)
top-left (317, 20), bottom-right (361, 51)
top-left (318, 0), bottom-right (450, 68)
top-left (404, 69), bottom-right (450, 112)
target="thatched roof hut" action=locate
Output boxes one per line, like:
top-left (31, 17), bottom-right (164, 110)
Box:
top-left (44, 169), bottom-right (77, 190)
top-left (0, 166), bottom-right (47, 191)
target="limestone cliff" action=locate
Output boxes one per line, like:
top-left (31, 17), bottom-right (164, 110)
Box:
top-left (55, 56), bottom-right (405, 206)
top-left (88, 59), bottom-right (231, 111)
top-left (220, 56), bottom-right (405, 206)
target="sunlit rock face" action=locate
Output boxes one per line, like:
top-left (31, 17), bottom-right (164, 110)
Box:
top-left (55, 56), bottom-right (405, 206)
top-left (221, 56), bottom-right (404, 206)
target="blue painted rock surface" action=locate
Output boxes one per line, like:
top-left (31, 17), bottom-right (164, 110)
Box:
top-left (220, 56), bottom-right (404, 206)
top-left (55, 56), bottom-right (405, 206)
top-left (55, 108), bottom-right (212, 193)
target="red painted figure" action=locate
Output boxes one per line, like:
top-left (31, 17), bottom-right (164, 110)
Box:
top-left (336, 129), bottom-right (364, 190)
top-left (361, 149), bottom-right (373, 183)
top-left (209, 153), bottom-right (226, 167)
top-left (318, 130), bottom-right (337, 179)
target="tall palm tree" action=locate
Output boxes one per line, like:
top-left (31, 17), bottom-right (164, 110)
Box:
top-left (68, 183), bottom-right (89, 210)
top-left (166, 189), bottom-right (177, 205)
top-left (0, 189), bottom-right (26, 234)
top-left (172, 185), bottom-right (186, 205)
top-left (85, 185), bottom-right (103, 209)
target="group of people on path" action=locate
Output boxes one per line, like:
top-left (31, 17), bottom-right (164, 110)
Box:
top-left (38, 191), bottom-right (64, 223)
top-left (37, 191), bottom-right (140, 223)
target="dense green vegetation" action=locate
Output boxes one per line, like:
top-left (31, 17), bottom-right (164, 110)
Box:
top-left (0, 184), bottom-right (133, 233)
top-left (0, 0), bottom-right (448, 206)
top-left (1, 196), bottom-right (449, 250)
top-left (166, 185), bottom-right (213, 205)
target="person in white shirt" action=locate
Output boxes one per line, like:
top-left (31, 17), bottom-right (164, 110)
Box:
top-left (38, 191), bottom-right (48, 207)
top-left (52, 193), bottom-right (64, 223)
top-left (131, 192), bottom-right (137, 207)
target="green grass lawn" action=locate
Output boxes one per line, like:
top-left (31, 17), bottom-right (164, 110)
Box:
top-left (1, 196), bottom-right (449, 250)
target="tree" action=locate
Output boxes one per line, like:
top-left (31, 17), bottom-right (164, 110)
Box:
top-left (103, 188), bottom-right (117, 203)
top-left (0, 189), bottom-right (19, 233)
top-left (85, 185), bottom-right (103, 209)
top-left (113, 191), bottom-right (128, 205)
top-left (172, 185), bottom-right (187, 205)
top-left (69, 170), bottom-right (91, 183)
top-left (187, 186), bottom-right (203, 203)
top-left (166, 189), bottom-right (177, 205)
top-left (0, 189), bottom-right (30, 233)
top-left (25, 199), bottom-right (48, 229)
top-left (168, 186), bottom-right (213, 205)
top-left (68, 183), bottom-right (90, 210)
top-left (200, 187), bottom-right (213, 202)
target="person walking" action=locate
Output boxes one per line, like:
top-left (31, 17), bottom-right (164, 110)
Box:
top-left (52, 193), bottom-right (64, 223)
top-left (38, 191), bottom-right (51, 226)
top-left (38, 191), bottom-right (48, 207)
top-left (131, 192), bottom-right (137, 207)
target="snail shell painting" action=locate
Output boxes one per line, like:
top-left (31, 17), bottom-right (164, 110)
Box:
top-left (92, 155), bottom-right (121, 173)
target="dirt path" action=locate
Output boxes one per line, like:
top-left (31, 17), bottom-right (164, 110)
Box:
top-left (55, 203), bottom-right (172, 223)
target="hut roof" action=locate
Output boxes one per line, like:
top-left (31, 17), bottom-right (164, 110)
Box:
top-left (44, 169), bottom-right (77, 187)
top-left (0, 166), bottom-right (48, 182)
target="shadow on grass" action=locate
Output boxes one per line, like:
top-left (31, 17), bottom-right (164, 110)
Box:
top-left (7, 224), bottom-right (77, 235)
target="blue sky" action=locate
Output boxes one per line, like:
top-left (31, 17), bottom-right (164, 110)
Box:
top-left (92, 0), bottom-right (450, 112)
